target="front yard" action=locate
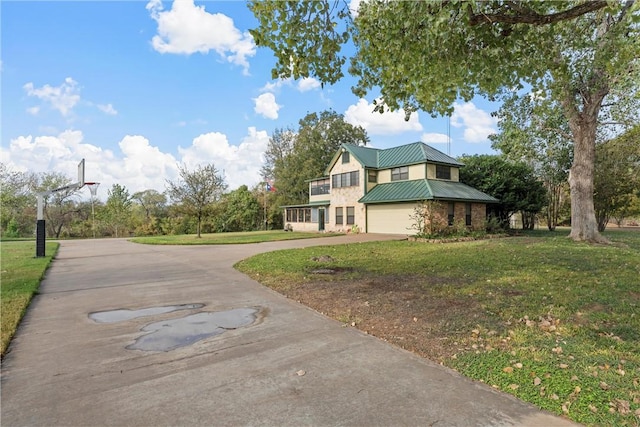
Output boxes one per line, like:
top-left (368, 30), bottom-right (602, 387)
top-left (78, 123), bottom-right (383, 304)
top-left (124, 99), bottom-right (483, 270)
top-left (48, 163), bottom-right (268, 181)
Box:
top-left (235, 229), bottom-right (640, 426)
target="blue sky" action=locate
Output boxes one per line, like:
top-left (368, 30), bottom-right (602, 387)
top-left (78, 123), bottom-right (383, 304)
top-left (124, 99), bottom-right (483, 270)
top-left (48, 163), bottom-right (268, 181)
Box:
top-left (1, 0), bottom-right (501, 200)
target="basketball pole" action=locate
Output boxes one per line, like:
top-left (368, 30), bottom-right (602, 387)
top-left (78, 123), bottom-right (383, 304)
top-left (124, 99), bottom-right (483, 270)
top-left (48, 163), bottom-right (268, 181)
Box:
top-left (35, 159), bottom-right (85, 257)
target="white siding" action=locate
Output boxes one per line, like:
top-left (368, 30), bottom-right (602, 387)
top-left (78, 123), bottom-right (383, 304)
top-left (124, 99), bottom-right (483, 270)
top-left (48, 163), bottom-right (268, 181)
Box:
top-left (367, 203), bottom-right (417, 235)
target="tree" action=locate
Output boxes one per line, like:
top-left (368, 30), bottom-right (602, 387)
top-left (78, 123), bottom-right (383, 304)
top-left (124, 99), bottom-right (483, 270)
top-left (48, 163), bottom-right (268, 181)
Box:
top-left (263, 110), bottom-right (368, 207)
top-left (594, 125), bottom-right (640, 231)
top-left (458, 155), bottom-right (546, 229)
top-left (166, 163), bottom-right (227, 238)
top-left (132, 189), bottom-right (167, 235)
top-left (35, 172), bottom-right (83, 238)
top-left (249, 1), bottom-right (640, 242)
top-left (490, 93), bottom-right (573, 231)
top-left (132, 189), bottom-right (167, 220)
top-left (212, 185), bottom-right (262, 232)
top-left (102, 184), bottom-right (133, 238)
top-left (0, 163), bottom-right (37, 237)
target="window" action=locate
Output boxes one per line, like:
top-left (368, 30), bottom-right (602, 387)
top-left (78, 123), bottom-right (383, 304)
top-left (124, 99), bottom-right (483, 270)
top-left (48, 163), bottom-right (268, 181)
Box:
top-left (332, 171), bottom-right (359, 188)
top-left (368, 170), bottom-right (377, 183)
top-left (310, 178), bottom-right (330, 195)
top-left (342, 151), bottom-right (350, 164)
top-left (346, 207), bottom-right (355, 225)
top-left (465, 203), bottom-right (472, 226)
top-left (448, 202), bottom-right (455, 226)
top-left (286, 208), bottom-right (312, 223)
top-left (335, 207), bottom-right (343, 225)
top-left (391, 166), bottom-right (409, 181)
top-left (436, 164), bottom-right (451, 180)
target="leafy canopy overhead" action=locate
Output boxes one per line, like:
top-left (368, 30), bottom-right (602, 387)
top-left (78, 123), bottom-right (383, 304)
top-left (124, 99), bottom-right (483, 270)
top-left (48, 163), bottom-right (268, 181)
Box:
top-left (250, 1), bottom-right (639, 116)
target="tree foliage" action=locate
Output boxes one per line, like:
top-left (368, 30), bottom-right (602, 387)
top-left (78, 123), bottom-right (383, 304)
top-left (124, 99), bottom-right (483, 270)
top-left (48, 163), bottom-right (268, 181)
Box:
top-left (459, 154), bottom-right (546, 229)
top-left (0, 164), bottom-right (37, 237)
top-left (212, 185), bottom-right (262, 232)
top-left (102, 183), bottom-right (133, 238)
top-left (166, 163), bottom-right (227, 238)
top-left (490, 93), bottom-right (573, 230)
top-left (249, 1), bottom-right (640, 242)
top-left (262, 110), bottom-right (368, 208)
top-left (594, 125), bottom-right (640, 231)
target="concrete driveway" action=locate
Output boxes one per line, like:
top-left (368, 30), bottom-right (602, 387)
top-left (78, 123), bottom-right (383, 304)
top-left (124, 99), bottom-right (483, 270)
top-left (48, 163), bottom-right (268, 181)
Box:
top-left (1, 235), bottom-right (578, 426)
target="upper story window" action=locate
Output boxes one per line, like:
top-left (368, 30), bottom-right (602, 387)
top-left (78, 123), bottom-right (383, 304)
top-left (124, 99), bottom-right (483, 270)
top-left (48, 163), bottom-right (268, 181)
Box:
top-left (368, 170), bottom-right (377, 183)
top-left (342, 151), bottom-right (350, 164)
top-left (310, 178), bottom-right (330, 195)
top-left (332, 171), bottom-right (359, 188)
top-left (391, 166), bottom-right (409, 181)
top-left (436, 164), bottom-right (451, 180)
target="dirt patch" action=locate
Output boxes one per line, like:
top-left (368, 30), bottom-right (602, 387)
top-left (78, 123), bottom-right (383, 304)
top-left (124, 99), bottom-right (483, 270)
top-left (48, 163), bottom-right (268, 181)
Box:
top-left (281, 274), bottom-right (495, 363)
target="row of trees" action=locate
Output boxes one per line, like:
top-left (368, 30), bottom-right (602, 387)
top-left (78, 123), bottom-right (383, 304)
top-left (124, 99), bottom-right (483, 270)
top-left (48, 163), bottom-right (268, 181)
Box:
top-left (0, 163), bottom-right (266, 239)
top-left (2, 110), bottom-right (638, 239)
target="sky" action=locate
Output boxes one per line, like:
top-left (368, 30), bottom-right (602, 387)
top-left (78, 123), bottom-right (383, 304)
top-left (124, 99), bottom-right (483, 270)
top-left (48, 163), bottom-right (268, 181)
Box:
top-left (1, 0), bottom-right (501, 201)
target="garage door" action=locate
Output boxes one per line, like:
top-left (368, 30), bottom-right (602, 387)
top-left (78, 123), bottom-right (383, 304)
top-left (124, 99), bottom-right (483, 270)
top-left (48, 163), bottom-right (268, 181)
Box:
top-left (367, 203), bottom-right (417, 234)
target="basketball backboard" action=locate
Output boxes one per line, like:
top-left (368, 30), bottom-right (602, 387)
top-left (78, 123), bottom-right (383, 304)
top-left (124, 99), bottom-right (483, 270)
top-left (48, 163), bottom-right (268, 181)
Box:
top-left (78, 159), bottom-right (85, 187)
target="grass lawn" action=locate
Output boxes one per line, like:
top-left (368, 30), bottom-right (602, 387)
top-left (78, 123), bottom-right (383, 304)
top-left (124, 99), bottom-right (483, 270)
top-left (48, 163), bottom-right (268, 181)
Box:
top-left (235, 229), bottom-right (640, 426)
top-left (130, 230), bottom-right (340, 245)
top-left (1, 240), bottom-right (58, 357)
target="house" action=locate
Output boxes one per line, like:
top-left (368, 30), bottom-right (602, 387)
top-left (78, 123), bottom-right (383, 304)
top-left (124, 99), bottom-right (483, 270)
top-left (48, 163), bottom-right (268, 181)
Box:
top-left (282, 142), bottom-right (498, 234)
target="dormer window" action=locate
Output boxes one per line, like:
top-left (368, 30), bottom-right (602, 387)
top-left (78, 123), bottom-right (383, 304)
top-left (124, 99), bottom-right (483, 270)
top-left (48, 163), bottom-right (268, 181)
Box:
top-left (391, 166), bottom-right (409, 181)
top-left (436, 165), bottom-right (451, 180)
top-left (342, 151), bottom-right (350, 164)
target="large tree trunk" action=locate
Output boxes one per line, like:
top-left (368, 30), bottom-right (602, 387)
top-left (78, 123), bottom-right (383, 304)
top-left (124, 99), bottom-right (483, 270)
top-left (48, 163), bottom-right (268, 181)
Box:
top-left (561, 72), bottom-right (609, 243)
top-left (566, 112), bottom-right (608, 243)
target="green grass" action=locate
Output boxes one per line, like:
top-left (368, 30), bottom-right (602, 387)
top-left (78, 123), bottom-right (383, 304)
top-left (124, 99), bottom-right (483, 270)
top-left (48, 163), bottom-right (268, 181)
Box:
top-left (130, 230), bottom-right (340, 245)
top-left (1, 240), bottom-right (58, 357)
top-left (235, 229), bottom-right (640, 426)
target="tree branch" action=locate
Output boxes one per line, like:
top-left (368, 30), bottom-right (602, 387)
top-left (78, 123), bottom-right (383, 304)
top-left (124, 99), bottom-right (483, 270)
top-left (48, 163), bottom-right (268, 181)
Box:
top-left (469, 1), bottom-right (608, 26)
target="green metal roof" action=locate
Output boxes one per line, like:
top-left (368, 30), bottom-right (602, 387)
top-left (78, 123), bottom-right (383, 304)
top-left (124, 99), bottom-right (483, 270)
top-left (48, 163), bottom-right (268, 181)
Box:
top-left (325, 142), bottom-right (464, 175)
top-left (358, 179), bottom-right (498, 204)
top-left (344, 145), bottom-right (379, 168)
top-left (281, 200), bottom-right (330, 208)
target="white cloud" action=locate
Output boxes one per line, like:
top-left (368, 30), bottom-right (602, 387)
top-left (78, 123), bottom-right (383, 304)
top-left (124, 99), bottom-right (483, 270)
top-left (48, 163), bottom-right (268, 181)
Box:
top-left (146, 0), bottom-right (255, 74)
top-left (97, 103), bottom-right (118, 115)
top-left (0, 126), bottom-right (270, 201)
top-left (178, 127), bottom-right (269, 190)
top-left (260, 78), bottom-right (291, 93)
top-left (344, 98), bottom-right (423, 135)
top-left (253, 92), bottom-right (281, 120)
top-left (450, 102), bottom-right (497, 143)
top-left (297, 77), bottom-right (321, 92)
top-left (0, 130), bottom-right (118, 197)
top-left (349, 0), bottom-right (362, 18)
top-left (23, 77), bottom-right (80, 116)
top-left (421, 133), bottom-right (449, 144)
top-left (27, 106), bottom-right (40, 115)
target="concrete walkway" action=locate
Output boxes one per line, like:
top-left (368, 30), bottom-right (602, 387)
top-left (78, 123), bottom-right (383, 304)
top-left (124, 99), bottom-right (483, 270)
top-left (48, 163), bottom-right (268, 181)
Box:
top-left (1, 236), bottom-right (579, 426)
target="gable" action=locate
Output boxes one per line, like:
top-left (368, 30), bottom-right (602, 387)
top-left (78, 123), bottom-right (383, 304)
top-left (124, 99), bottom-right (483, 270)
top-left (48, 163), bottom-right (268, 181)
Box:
top-left (325, 142), bottom-right (464, 175)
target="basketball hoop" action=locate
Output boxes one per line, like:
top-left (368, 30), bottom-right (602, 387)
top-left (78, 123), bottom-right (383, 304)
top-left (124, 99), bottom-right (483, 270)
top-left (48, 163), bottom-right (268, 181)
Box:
top-left (85, 182), bottom-right (100, 197)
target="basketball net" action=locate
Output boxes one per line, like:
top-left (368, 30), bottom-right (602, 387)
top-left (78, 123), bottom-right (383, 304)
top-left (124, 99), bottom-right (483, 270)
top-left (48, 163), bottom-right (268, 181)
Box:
top-left (85, 182), bottom-right (100, 197)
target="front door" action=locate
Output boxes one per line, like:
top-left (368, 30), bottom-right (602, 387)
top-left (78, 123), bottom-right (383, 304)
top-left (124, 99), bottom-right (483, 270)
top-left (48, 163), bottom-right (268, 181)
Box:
top-left (318, 209), bottom-right (325, 231)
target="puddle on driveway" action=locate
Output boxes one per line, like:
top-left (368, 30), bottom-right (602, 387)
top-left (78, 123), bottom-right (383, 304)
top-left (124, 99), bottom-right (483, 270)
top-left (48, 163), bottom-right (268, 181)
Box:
top-left (89, 304), bottom-right (204, 323)
top-left (127, 307), bottom-right (260, 352)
